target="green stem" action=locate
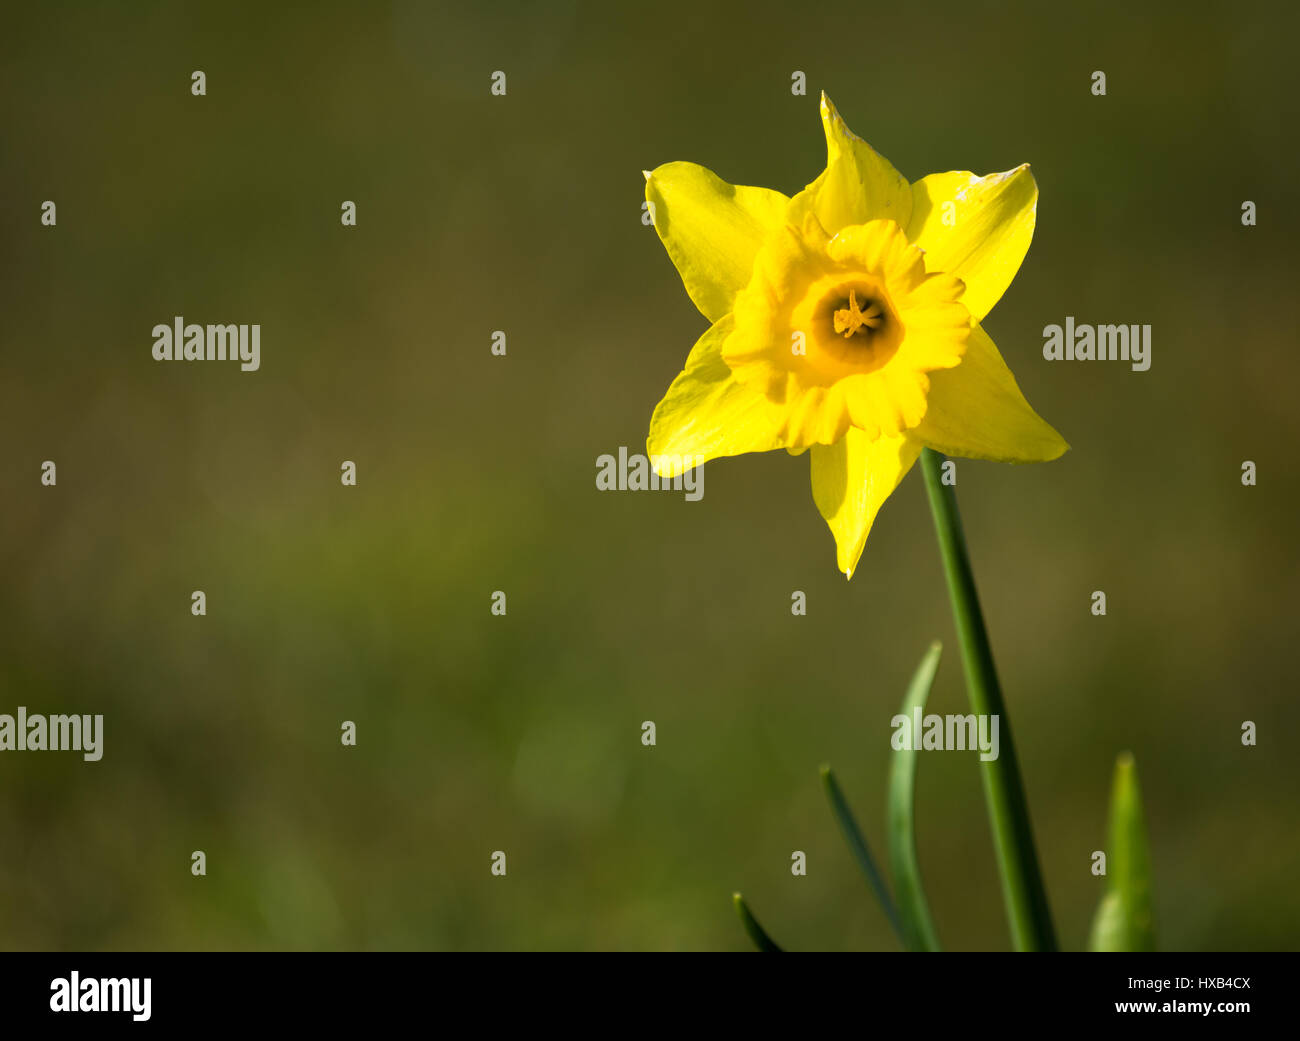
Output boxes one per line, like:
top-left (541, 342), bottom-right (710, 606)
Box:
top-left (919, 448), bottom-right (1057, 952)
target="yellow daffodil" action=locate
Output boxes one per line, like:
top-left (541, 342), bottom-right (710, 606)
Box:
top-left (644, 93), bottom-right (1067, 577)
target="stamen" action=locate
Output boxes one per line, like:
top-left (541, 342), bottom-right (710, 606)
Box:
top-left (833, 290), bottom-right (884, 338)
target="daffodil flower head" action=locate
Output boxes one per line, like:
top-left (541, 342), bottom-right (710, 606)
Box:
top-left (644, 93), bottom-right (1068, 577)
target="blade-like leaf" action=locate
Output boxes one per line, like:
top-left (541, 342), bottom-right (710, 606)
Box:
top-left (888, 641), bottom-right (944, 952)
top-left (1088, 752), bottom-right (1156, 952)
top-left (732, 892), bottom-right (784, 952)
top-left (820, 765), bottom-right (905, 946)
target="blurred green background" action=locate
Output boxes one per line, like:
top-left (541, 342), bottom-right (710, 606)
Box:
top-left (2, 0), bottom-right (1297, 951)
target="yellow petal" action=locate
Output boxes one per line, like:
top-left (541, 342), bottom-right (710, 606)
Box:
top-left (907, 165), bottom-right (1037, 322)
top-left (810, 428), bottom-right (922, 578)
top-left (805, 93), bottom-right (913, 234)
top-left (648, 315), bottom-right (786, 476)
top-left (644, 162), bottom-right (790, 323)
top-left (914, 322), bottom-right (1067, 462)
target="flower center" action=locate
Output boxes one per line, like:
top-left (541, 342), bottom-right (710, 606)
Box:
top-left (803, 278), bottom-right (904, 373)
top-left (833, 290), bottom-right (884, 338)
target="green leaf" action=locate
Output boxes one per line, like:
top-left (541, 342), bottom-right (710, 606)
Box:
top-left (732, 892), bottom-right (784, 952)
top-left (1088, 752), bottom-right (1156, 952)
top-left (820, 765), bottom-right (905, 946)
top-left (887, 641), bottom-right (944, 952)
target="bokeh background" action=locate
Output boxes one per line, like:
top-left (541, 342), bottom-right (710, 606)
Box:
top-left (1, 0), bottom-right (1297, 951)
